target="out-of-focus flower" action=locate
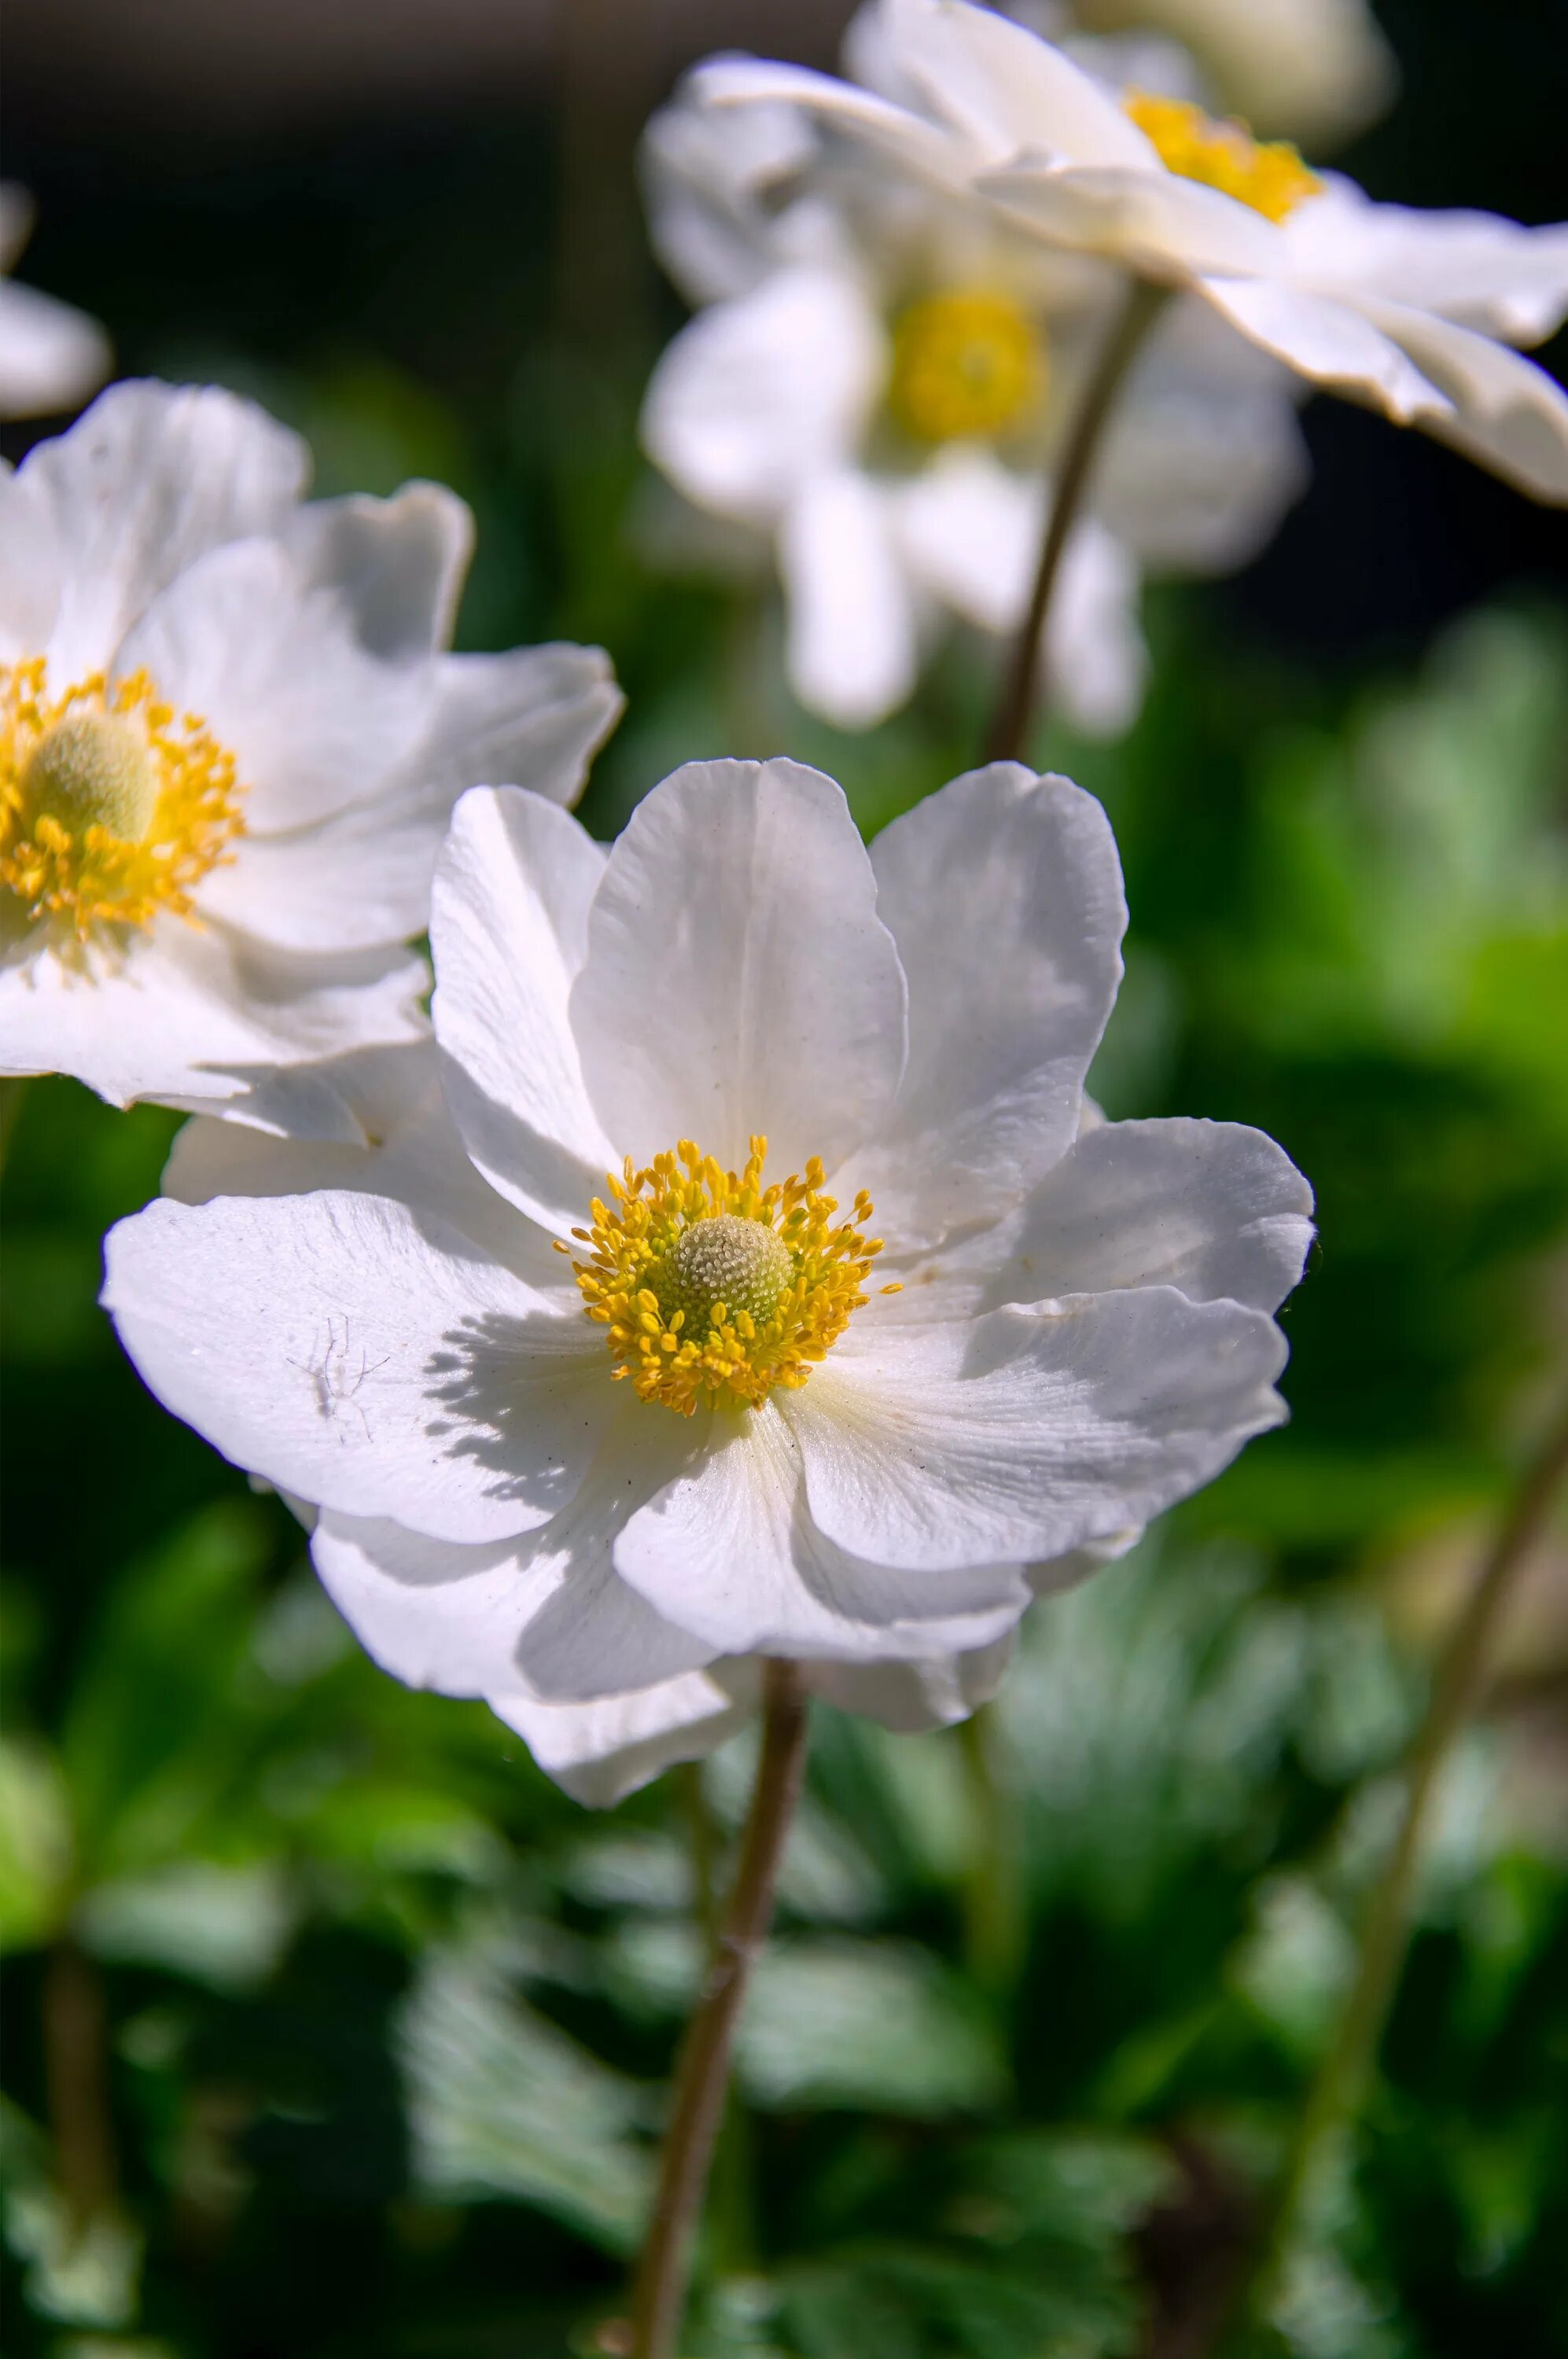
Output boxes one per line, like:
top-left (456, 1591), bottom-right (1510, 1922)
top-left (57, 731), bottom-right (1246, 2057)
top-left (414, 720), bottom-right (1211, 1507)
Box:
top-left (1064, 0), bottom-right (1397, 148)
top-left (2, 381), bottom-right (620, 1130)
top-left (0, 183), bottom-right (111, 421)
top-left (642, 48), bottom-right (1305, 733)
top-left (107, 756), bottom-right (1312, 1803)
top-left (697, 0), bottom-right (1568, 505)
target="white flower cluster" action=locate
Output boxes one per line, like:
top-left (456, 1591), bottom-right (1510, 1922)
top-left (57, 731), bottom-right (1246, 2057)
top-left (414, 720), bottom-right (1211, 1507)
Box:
top-left (6, 0), bottom-right (1564, 1810)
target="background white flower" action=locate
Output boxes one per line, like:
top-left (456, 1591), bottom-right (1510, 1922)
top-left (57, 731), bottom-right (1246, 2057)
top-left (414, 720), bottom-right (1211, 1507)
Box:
top-left (2, 379), bottom-right (622, 1132)
top-left (695, 0), bottom-right (1568, 505)
top-left (642, 37), bottom-right (1306, 734)
top-left (106, 756), bottom-right (1312, 1803)
top-left (0, 182), bottom-right (110, 421)
top-left (1057, 0), bottom-right (1397, 148)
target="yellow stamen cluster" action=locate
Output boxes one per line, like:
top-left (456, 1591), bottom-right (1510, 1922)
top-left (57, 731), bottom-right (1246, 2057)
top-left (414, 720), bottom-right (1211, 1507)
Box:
top-left (2, 659), bottom-right (246, 938)
top-left (888, 287), bottom-right (1043, 444)
top-left (1124, 90), bottom-right (1321, 224)
top-left (565, 1135), bottom-right (899, 1415)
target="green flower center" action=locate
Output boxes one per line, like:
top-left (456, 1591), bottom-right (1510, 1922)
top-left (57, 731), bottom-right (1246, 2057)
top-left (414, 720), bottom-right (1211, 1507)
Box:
top-left (23, 711), bottom-right (159, 842)
top-left (659, 1212), bottom-right (793, 1333)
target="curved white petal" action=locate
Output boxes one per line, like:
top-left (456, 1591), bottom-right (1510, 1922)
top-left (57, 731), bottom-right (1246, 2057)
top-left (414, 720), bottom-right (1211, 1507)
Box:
top-left (1194, 274), bottom-right (1449, 422)
top-left (642, 92), bottom-right (826, 304)
top-left (0, 462), bottom-right (62, 662)
top-left (690, 57), bottom-right (969, 188)
top-left (790, 1287), bottom-right (1290, 1573)
top-left (400, 643), bottom-right (623, 812)
top-left (889, 443), bottom-right (1036, 635)
top-left (779, 469), bottom-right (918, 727)
top-left (117, 535), bottom-right (436, 840)
top-left (804, 1636), bottom-right (1014, 1732)
top-left (22, 381), bottom-right (309, 683)
top-left (431, 785), bottom-right (617, 1236)
top-left (278, 480), bottom-right (472, 661)
top-left (103, 1188), bottom-right (602, 1544)
top-left (642, 265), bottom-right (885, 524)
top-left (571, 757), bottom-right (908, 1180)
top-left (878, 0), bottom-right (1159, 169)
top-left (1357, 300), bottom-right (1568, 502)
top-left (1285, 176), bottom-right (1568, 346)
top-left (616, 1398), bottom-right (1030, 1660)
top-left (0, 277), bottom-right (110, 422)
top-left (999, 1117), bottom-right (1315, 1314)
top-left (0, 920), bottom-right (429, 1123)
top-left (491, 1670), bottom-right (758, 1807)
top-left (846, 765), bottom-right (1124, 1249)
top-left (980, 162), bottom-right (1283, 282)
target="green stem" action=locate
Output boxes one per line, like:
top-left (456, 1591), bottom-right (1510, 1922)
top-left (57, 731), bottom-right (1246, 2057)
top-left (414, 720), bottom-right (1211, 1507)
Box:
top-left (43, 1934), bottom-right (119, 2235)
top-left (1228, 1392), bottom-right (1568, 2345)
top-left (984, 278), bottom-right (1169, 765)
top-left (957, 1708), bottom-right (1024, 1993)
top-left (629, 1661), bottom-right (809, 2359)
top-left (0, 1074), bottom-right (32, 1183)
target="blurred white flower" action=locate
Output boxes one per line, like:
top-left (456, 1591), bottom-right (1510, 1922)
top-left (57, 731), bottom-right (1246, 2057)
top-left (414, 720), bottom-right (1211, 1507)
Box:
top-left (1, 380), bottom-right (620, 1130)
top-left (642, 48), bottom-right (1305, 734)
top-left (107, 756), bottom-right (1312, 1803)
top-left (1062, 0), bottom-right (1397, 148)
top-left (697, 0), bottom-right (1568, 505)
top-left (0, 183), bottom-right (110, 421)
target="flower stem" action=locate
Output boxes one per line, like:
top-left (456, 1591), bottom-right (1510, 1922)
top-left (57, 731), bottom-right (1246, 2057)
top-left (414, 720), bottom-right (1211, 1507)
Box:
top-left (1226, 1390), bottom-right (1568, 2346)
top-left (43, 1934), bottom-right (119, 2234)
top-left (0, 1075), bottom-right (31, 1183)
top-left (629, 1659), bottom-right (809, 2359)
top-left (985, 278), bottom-right (1169, 765)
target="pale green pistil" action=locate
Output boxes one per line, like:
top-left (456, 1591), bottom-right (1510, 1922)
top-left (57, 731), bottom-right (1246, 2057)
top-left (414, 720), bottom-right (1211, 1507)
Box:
top-left (661, 1212), bottom-right (793, 1333)
top-left (22, 711), bottom-right (159, 842)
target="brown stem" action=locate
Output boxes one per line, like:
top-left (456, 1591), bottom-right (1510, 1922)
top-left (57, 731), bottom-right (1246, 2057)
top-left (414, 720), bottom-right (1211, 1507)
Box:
top-left (628, 1660), bottom-right (809, 2359)
top-left (43, 1935), bottom-right (118, 2233)
top-left (984, 278), bottom-right (1169, 765)
top-left (1218, 1390), bottom-right (1568, 2348)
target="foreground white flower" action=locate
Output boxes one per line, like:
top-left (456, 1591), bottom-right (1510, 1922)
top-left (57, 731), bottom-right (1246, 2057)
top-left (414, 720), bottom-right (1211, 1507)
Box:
top-left (642, 50), bottom-right (1303, 733)
top-left (0, 183), bottom-right (110, 421)
top-left (696, 0), bottom-right (1568, 504)
top-left (107, 756), bottom-right (1312, 1804)
top-left (2, 380), bottom-right (620, 1130)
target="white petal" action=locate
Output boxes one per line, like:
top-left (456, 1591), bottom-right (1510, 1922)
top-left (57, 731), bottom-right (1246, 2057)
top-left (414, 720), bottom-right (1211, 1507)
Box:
top-left (571, 757), bottom-right (908, 1180)
top-left (779, 469), bottom-right (918, 727)
top-left (0, 919), bottom-right (429, 1123)
top-left (400, 643), bottom-right (623, 811)
top-left (278, 480), bottom-right (472, 659)
top-left (23, 381), bottom-right (309, 683)
top-left (846, 765), bottom-right (1124, 1248)
top-left (0, 278), bottom-right (110, 422)
top-left (118, 536), bottom-right (436, 840)
top-left (1357, 300), bottom-right (1568, 502)
top-left (163, 1040), bottom-right (558, 1284)
top-left (642, 266), bottom-right (884, 524)
top-left (790, 1287), bottom-right (1290, 1572)
top-left (889, 443), bottom-right (1035, 635)
top-left (312, 1514), bottom-right (562, 1697)
top-left (642, 91), bottom-right (825, 304)
top-left (878, 0), bottom-right (1161, 168)
top-left (102, 1188), bottom-right (602, 1543)
top-left (980, 163), bottom-right (1283, 282)
top-left (0, 462), bottom-right (61, 661)
top-left (492, 1671), bottom-right (757, 1807)
top-left (804, 1636), bottom-right (1014, 1732)
top-left (430, 785), bottom-right (618, 1235)
top-left (690, 57), bottom-right (970, 187)
top-left (615, 1399), bottom-right (1029, 1660)
top-left (1194, 274), bottom-right (1449, 422)
top-left (1285, 176), bottom-right (1568, 345)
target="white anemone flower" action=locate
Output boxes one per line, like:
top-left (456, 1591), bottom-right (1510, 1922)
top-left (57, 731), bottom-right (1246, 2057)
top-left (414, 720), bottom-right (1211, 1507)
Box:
top-left (106, 756), bottom-right (1312, 1805)
top-left (0, 184), bottom-right (110, 421)
top-left (2, 380), bottom-right (621, 1132)
top-left (1061, 0), bottom-right (1397, 149)
top-left (642, 64), bottom-right (1305, 734)
top-left (695, 0), bottom-right (1568, 506)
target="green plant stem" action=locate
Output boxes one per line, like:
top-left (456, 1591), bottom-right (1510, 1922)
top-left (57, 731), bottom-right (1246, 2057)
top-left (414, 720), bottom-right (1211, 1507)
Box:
top-left (628, 1660), bottom-right (809, 2359)
top-left (0, 1074), bottom-right (31, 1183)
top-left (957, 1707), bottom-right (1025, 1993)
top-left (985, 278), bottom-right (1169, 765)
top-left (1228, 1390), bottom-right (1568, 2343)
top-left (43, 1934), bottom-right (119, 2234)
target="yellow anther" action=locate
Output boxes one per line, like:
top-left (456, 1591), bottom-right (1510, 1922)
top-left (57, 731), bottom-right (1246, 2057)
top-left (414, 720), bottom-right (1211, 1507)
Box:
top-left (889, 287), bottom-right (1043, 444)
top-left (1124, 90), bottom-right (1320, 223)
top-left (2, 660), bottom-right (246, 939)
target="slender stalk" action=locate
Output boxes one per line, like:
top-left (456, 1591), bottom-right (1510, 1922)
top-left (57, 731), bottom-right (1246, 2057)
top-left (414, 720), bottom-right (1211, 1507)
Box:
top-left (43, 1935), bottom-right (118, 2234)
top-left (1226, 1392), bottom-right (1568, 2345)
top-left (629, 1660), bottom-right (810, 2359)
top-left (957, 1708), bottom-right (1024, 1993)
top-left (0, 1074), bottom-right (31, 1183)
top-left (985, 278), bottom-right (1169, 764)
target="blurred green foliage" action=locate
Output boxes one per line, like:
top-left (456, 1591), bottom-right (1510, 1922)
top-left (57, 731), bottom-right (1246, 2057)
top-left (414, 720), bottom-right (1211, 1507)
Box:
top-left (5, 12), bottom-right (1568, 2350)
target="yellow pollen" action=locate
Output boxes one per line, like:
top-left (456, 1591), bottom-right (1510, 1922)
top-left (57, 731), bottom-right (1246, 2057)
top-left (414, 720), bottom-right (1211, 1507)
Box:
top-left (888, 287), bottom-right (1043, 444)
top-left (571, 1134), bottom-right (896, 1415)
top-left (2, 659), bottom-right (246, 940)
top-left (1124, 90), bottom-right (1321, 224)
